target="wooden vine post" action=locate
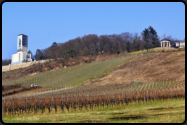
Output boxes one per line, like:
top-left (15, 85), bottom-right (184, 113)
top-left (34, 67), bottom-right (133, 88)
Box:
top-left (26, 97), bottom-right (27, 114)
top-left (126, 92), bottom-right (128, 105)
top-left (183, 89), bottom-right (185, 99)
top-left (75, 95), bottom-right (77, 111)
top-left (87, 95), bottom-right (88, 111)
top-left (63, 96), bottom-right (65, 112)
top-left (108, 94), bottom-right (110, 108)
top-left (22, 98), bottom-right (24, 114)
top-left (71, 95), bottom-right (73, 112)
top-left (39, 96), bottom-right (40, 111)
top-left (97, 95), bottom-right (99, 109)
top-left (35, 96), bottom-right (37, 114)
top-left (3, 98), bottom-right (5, 116)
top-left (122, 92), bottom-right (123, 105)
top-left (51, 97), bottom-right (53, 113)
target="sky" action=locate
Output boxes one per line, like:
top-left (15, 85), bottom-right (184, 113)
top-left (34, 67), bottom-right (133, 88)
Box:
top-left (2, 2), bottom-right (185, 60)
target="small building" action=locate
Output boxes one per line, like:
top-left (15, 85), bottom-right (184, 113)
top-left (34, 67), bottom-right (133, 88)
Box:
top-left (174, 40), bottom-right (185, 48)
top-left (160, 38), bottom-right (171, 47)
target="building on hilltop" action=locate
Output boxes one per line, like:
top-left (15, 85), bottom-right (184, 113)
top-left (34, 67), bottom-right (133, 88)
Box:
top-left (174, 40), bottom-right (185, 48)
top-left (11, 34), bottom-right (32, 65)
top-left (160, 38), bottom-right (171, 47)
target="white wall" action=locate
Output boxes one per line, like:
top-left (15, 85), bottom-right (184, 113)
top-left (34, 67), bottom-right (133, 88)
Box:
top-left (180, 42), bottom-right (185, 46)
top-left (176, 42), bottom-right (185, 47)
top-left (12, 54), bottom-right (18, 63)
top-left (176, 43), bottom-right (179, 47)
top-left (22, 46), bottom-right (28, 53)
top-left (12, 52), bottom-right (24, 63)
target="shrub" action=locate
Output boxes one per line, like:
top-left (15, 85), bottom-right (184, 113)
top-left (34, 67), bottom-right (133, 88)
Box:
top-left (38, 62), bottom-right (43, 72)
top-left (61, 60), bottom-right (65, 67)
top-left (48, 60), bottom-right (52, 69)
top-left (162, 49), bottom-right (165, 52)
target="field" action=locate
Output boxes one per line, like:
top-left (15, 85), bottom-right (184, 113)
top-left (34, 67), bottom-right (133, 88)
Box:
top-left (2, 80), bottom-right (185, 117)
top-left (2, 49), bottom-right (185, 123)
top-left (2, 55), bottom-right (136, 88)
top-left (2, 98), bottom-right (185, 123)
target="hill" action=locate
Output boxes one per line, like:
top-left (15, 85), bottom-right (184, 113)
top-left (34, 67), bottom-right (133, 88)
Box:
top-left (2, 48), bottom-right (185, 96)
top-left (2, 53), bottom-right (134, 88)
top-left (83, 51), bottom-right (185, 85)
top-left (2, 53), bottom-right (128, 83)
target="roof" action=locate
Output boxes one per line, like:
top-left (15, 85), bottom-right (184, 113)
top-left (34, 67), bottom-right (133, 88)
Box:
top-left (175, 40), bottom-right (185, 43)
top-left (160, 38), bottom-right (171, 42)
top-left (179, 40), bottom-right (185, 43)
top-left (18, 34), bottom-right (28, 37)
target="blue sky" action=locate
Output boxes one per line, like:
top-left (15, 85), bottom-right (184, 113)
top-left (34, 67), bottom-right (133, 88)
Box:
top-left (2, 2), bottom-right (185, 60)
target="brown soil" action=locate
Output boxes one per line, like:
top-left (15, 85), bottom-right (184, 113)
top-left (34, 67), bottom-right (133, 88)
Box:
top-left (112, 113), bottom-right (124, 115)
top-left (78, 120), bottom-right (109, 123)
top-left (148, 107), bottom-right (173, 110)
top-left (83, 52), bottom-right (185, 85)
top-left (109, 115), bottom-right (148, 120)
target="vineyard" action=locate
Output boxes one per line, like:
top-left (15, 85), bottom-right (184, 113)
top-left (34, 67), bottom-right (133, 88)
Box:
top-left (2, 51), bottom-right (185, 121)
top-left (2, 55), bottom-right (136, 88)
top-left (2, 80), bottom-right (185, 116)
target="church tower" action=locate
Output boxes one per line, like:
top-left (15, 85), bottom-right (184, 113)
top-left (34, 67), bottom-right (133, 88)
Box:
top-left (11, 34), bottom-right (32, 65)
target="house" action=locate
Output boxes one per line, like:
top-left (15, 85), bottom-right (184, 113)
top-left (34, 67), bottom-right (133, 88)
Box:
top-left (174, 40), bottom-right (185, 48)
top-left (160, 38), bottom-right (171, 47)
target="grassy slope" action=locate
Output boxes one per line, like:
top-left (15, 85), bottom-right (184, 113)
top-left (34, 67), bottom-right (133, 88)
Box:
top-left (2, 98), bottom-right (185, 123)
top-left (2, 55), bottom-right (136, 88)
top-left (84, 51), bottom-right (185, 85)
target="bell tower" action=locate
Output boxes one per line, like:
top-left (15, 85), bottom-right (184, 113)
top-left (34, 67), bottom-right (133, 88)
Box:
top-left (17, 34), bottom-right (28, 53)
top-left (12, 34), bottom-right (31, 65)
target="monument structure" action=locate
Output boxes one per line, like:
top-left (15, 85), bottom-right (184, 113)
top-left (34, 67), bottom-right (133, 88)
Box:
top-left (11, 34), bottom-right (32, 65)
top-left (160, 38), bottom-right (171, 47)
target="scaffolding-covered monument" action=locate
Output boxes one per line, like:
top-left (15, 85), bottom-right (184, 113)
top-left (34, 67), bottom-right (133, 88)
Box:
top-left (11, 34), bottom-right (32, 65)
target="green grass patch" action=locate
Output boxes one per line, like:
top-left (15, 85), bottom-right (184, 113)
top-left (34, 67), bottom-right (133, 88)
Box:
top-left (2, 55), bottom-right (136, 88)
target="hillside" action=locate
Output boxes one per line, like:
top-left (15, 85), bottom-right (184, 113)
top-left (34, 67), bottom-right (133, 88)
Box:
top-left (2, 48), bottom-right (185, 96)
top-left (2, 53), bottom-right (127, 83)
top-left (2, 50), bottom-right (185, 123)
top-left (83, 51), bottom-right (185, 85)
top-left (2, 53), bottom-right (134, 88)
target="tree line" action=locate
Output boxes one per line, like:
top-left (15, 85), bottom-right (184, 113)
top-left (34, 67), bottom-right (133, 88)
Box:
top-left (2, 26), bottom-right (180, 65)
top-left (2, 59), bottom-right (11, 66)
top-left (34, 26), bottom-right (179, 60)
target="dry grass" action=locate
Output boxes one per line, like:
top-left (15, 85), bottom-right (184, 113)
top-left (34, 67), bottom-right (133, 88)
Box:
top-left (83, 52), bottom-right (185, 85)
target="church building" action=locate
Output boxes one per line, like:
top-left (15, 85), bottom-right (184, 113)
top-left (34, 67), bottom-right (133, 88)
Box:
top-left (11, 34), bottom-right (32, 65)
